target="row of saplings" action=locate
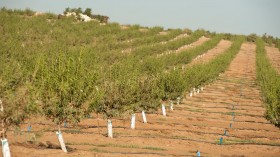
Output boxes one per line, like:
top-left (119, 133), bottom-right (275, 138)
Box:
top-left (0, 53), bottom-right (205, 156)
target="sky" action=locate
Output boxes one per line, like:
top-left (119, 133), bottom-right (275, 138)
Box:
top-left (1, 0), bottom-right (280, 37)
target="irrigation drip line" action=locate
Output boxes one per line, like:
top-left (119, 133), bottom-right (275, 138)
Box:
top-left (92, 151), bottom-right (190, 157)
top-left (217, 45), bottom-right (260, 144)
top-left (183, 100), bottom-right (264, 108)
top-left (175, 109), bottom-right (263, 118)
top-left (178, 105), bottom-right (263, 112)
top-left (71, 147), bottom-right (193, 157)
top-left (17, 125), bottom-right (280, 142)
top-left (119, 135), bottom-right (215, 144)
top-left (149, 115), bottom-right (271, 125)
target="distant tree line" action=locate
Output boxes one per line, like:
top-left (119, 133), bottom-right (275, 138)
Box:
top-left (63, 7), bottom-right (109, 23)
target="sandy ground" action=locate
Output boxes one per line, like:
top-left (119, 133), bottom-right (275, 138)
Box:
top-left (121, 32), bottom-right (189, 54)
top-left (157, 36), bottom-right (210, 58)
top-left (175, 36), bottom-right (210, 53)
top-left (265, 46), bottom-right (280, 74)
top-left (3, 43), bottom-right (280, 157)
top-left (188, 40), bottom-right (232, 66)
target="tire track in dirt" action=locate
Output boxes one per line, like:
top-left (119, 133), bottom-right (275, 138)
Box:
top-left (265, 46), bottom-right (280, 74)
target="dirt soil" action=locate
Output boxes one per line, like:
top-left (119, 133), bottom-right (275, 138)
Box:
top-left (175, 36), bottom-right (210, 53)
top-left (4, 43), bottom-right (280, 157)
top-left (265, 46), bottom-right (280, 74)
top-left (188, 40), bottom-right (232, 66)
top-left (157, 36), bottom-right (210, 58)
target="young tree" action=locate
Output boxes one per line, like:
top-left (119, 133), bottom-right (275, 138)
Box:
top-left (0, 55), bottom-right (38, 157)
top-left (159, 70), bottom-right (185, 101)
top-left (37, 51), bottom-right (98, 152)
top-left (137, 75), bottom-right (163, 122)
top-left (90, 62), bottom-right (139, 136)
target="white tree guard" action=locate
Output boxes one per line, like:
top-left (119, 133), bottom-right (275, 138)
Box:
top-left (131, 114), bottom-right (136, 129)
top-left (1, 139), bottom-right (11, 157)
top-left (170, 101), bottom-right (174, 111)
top-left (197, 89), bottom-right (200, 93)
top-left (177, 97), bottom-right (180, 105)
top-left (190, 91), bottom-right (193, 97)
top-left (162, 104), bottom-right (166, 116)
top-left (142, 111), bottom-right (147, 123)
top-left (107, 119), bottom-right (113, 138)
top-left (56, 131), bottom-right (67, 153)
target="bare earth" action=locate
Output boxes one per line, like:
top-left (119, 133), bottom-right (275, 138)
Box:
top-left (175, 36), bottom-right (210, 53)
top-left (265, 46), bottom-right (280, 74)
top-left (188, 39), bottom-right (232, 66)
top-left (157, 36), bottom-right (210, 58)
top-left (5, 43), bottom-right (280, 157)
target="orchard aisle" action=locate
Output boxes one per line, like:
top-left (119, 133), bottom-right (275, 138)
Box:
top-left (181, 42), bottom-right (280, 156)
top-left (187, 39), bottom-right (232, 66)
top-left (265, 46), bottom-right (280, 74)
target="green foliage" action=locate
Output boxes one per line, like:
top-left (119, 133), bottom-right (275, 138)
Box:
top-left (262, 33), bottom-right (275, 46)
top-left (84, 8), bottom-right (92, 17)
top-left (63, 7), bottom-right (109, 23)
top-left (37, 52), bottom-right (98, 126)
top-left (256, 38), bottom-right (280, 126)
top-left (274, 39), bottom-right (279, 47)
top-left (159, 70), bottom-right (185, 100)
top-left (69, 7), bottom-right (83, 15)
top-left (133, 29), bottom-right (205, 59)
top-left (63, 7), bottom-right (70, 15)
top-left (223, 33), bottom-right (234, 40)
top-left (247, 33), bottom-right (258, 42)
top-left (0, 8), bottom-right (270, 133)
top-left (0, 53), bottom-right (38, 137)
top-left (94, 68), bottom-right (139, 117)
top-left (137, 75), bottom-right (163, 111)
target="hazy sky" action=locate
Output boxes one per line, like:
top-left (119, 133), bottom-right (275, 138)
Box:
top-left (1, 0), bottom-right (279, 37)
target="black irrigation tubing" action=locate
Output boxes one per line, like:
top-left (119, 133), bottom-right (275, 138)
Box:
top-left (119, 134), bottom-right (215, 144)
top-left (22, 122), bottom-right (56, 127)
top-left (175, 108), bottom-right (264, 118)
top-left (17, 122), bottom-right (252, 137)
top-left (118, 134), bottom-right (280, 147)
top-left (177, 105), bottom-right (263, 112)
top-left (76, 148), bottom-right (193, 157)
top-left (230, 126), bottom-right (280, 133)
top-left (141, 121), bottom-right (278, 133)
top-left (187, 94), bottom-right (262, 100)
top-left (184, 100), bottom-right (264, 108)
top-left (123, 126), bottom-right (280, 141)
top-left (217, 48), bottom-right (257, 144)
top-left (18, 124), bottom-right (280, 141)
top-left (95, 152), bottom-right (192, 157)
top-left (163, 113), bottom-right (270, 125)
top-left (221, 142), bottom-right (280, 147)
top-left (221, 47), bottom-right (254, 143)
top-left (187, 97), bottom-right (261, 104)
